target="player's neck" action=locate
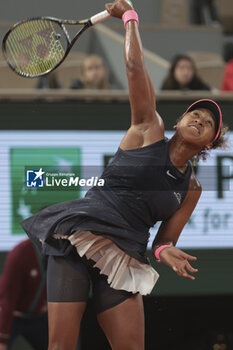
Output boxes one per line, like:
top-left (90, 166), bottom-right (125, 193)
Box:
top-left (168, 135), bottom-right (197, 171)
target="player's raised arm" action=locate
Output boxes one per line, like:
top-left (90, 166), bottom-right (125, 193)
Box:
top-left (105, 1), bottom-right (162, 128)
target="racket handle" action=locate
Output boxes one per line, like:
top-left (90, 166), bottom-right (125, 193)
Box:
top-left (90, 10), bottom-right (111, 25)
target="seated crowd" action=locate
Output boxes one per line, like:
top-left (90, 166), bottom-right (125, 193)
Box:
top-left (34, 49), bottom-right (233, 92)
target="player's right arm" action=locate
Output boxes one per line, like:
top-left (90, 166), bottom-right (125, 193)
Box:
top-left (105, 0), bottom-right (164, 149)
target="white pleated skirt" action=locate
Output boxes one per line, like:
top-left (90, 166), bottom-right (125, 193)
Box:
top-left (53, 230), bottom-right (159, 295)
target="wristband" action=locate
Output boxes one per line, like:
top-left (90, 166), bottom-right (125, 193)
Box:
top-left (122, 10), bottom-right (139, 29)
top-left (154, 244), bottom-right (172, 262)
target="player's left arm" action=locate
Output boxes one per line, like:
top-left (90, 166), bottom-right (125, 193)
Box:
top-left (152, 171), bottom-right (202, 280)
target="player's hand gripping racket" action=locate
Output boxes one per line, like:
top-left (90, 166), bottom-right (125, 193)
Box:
top-left (2, 10), bottom-right (110, 78)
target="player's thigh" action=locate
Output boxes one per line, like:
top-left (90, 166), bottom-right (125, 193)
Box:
top-left (97, 293), bottom-right (145, 350)
top-left (47, 255), bottom-right (90, 350)
top-left (48, 301), bottom-right (86, 350)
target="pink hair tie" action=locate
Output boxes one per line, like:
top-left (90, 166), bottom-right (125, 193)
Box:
top-left (122, 10), bottom-right (139, 29)
top-left (155, 244), bottom-right (172, 262)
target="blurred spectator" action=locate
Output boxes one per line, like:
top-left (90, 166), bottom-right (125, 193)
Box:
top-left (161, 54), bottom-right (211, 91)
top-left (221, 61), bottom-right (233, 91)
top-left (191, 0), bottom-right (219, 25)
top-left (221, 42), bottom-right (233, 91)
top-left (35, 71), bottom-right (61, 89)
top-left (212, 333), bottom-right (228, 350)
top-left (0, 239), bottom-right (48, 350)
top-left (70, 54), bottom-right (109, 89)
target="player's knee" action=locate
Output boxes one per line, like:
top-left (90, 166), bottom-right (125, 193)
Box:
top-left (48, 345), bottom-right (73, 350)
top-left (117, 346), bottom-right (143, 350)
top-left (113, 341), bottom-right (144, 350)
top-left (125, 346), bottom-right (143, 350)
top-left (48, 342), bottom-right (63, 350)
top-left (130, 345), bottom-right (144, 350)
top-left (48, 339), bottom-right (77, 350)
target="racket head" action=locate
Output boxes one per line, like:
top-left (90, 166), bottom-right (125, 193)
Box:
top-left (2, 17), bottom-right (71, 78)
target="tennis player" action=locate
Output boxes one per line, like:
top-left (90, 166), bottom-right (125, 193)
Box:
top-left (20, 1), bottom-right (228, 349)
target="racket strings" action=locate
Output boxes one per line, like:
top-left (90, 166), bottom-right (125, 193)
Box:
top-left (49, 23), bottom-right (65, 60)
top-left (5, 20), bottom-right (66, 76)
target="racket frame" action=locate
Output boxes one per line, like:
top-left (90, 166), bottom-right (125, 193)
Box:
top-left (2, 16), bottom-right (94, 78)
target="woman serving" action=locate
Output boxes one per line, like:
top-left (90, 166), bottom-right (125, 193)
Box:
top-left (21, 1), bottom-right (228, 349)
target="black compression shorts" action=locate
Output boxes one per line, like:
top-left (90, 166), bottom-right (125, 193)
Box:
top-left (46, 249), bottom-right (136, 314)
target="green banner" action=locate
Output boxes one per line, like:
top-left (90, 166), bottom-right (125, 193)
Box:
top-left (10, 147), bottom-right (81, 234)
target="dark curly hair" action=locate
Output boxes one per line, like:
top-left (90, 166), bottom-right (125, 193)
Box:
top-left (175, 115), bottom-right (229, 165)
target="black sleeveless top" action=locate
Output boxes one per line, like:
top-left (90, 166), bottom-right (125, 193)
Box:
top-left (20, 138), bottom-right (192, 264)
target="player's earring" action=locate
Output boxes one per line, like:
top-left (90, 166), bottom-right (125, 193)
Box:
top-left (206, 143), bottom-right (213, 150)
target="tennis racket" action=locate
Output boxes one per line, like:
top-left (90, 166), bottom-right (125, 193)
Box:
top-left (2, 10), bottom-right (110, 78)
